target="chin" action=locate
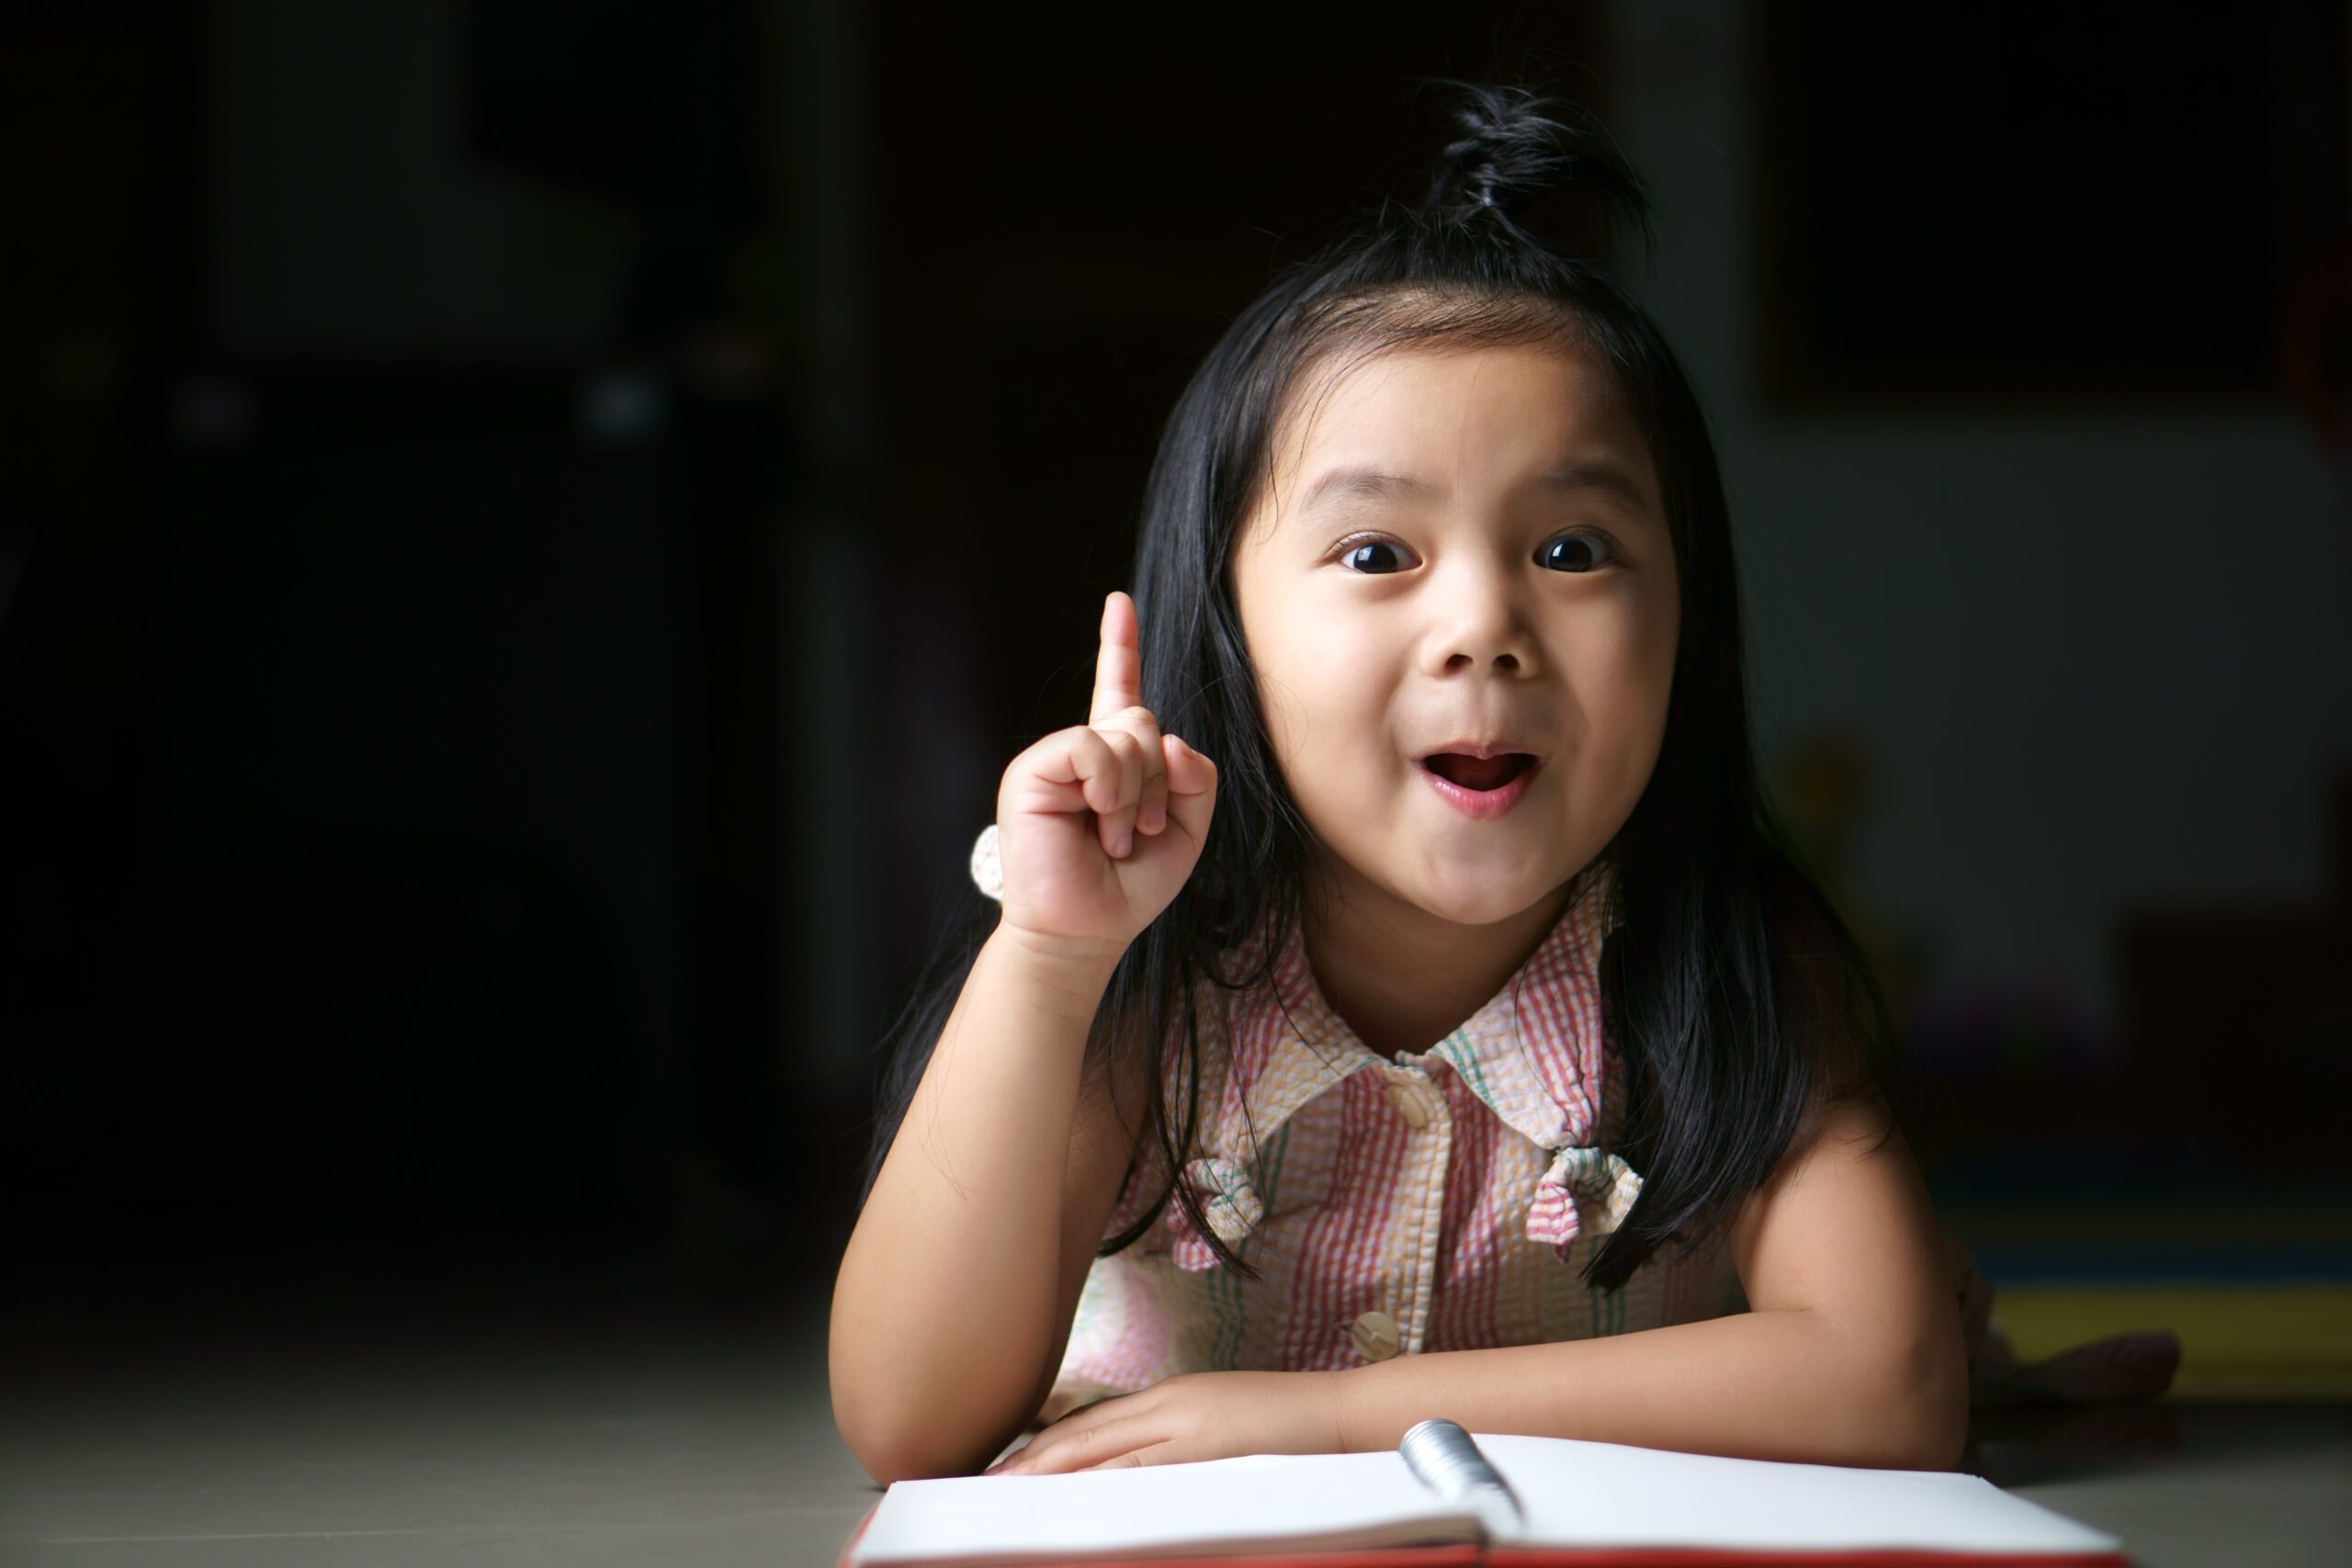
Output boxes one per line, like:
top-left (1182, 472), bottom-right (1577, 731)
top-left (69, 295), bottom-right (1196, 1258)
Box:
top-left (1407, 873), bottom-right (1544, 928)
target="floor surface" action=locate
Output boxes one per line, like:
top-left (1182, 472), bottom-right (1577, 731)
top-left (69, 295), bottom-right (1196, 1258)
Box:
top-left (5, 1269), bottom-right (2346, 1568)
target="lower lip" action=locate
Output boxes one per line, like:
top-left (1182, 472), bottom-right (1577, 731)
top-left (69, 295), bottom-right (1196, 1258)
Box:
top-left (1419, 759), bottom-right (1542, 820)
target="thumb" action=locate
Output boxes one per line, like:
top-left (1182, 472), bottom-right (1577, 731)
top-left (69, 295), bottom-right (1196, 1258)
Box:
top-left (1159, 733), bottom-right (1217, 842)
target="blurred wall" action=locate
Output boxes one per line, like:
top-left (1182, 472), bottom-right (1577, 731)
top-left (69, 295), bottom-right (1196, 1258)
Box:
top-left (3, 0), bottom-right (884, 1307)
top-left (5, 0), bottom-right (2344, 1330)
top-left (1614, 0), bottom-right (2350, 1067)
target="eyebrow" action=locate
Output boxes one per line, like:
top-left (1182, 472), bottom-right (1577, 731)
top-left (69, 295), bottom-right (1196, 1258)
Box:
top-left (1298, 462), bottom-right (1653, 519)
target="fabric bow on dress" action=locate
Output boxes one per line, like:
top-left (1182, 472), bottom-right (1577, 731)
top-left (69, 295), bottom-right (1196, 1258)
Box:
top-left (1525, 1143), bottom-right (1645, 1260)
top-left (1161, 1152), bottom-right (1261, 1279)
top-left (1165, 1156), bottom-right (1263, 1272)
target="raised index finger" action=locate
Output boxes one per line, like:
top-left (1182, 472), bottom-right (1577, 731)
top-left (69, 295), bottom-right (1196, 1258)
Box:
top-left (1090, 590), bottom-right (1143, 724)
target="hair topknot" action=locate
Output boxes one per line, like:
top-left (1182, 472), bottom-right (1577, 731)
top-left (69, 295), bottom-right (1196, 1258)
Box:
top-left (1415, 80), bottom-right (1654, 260)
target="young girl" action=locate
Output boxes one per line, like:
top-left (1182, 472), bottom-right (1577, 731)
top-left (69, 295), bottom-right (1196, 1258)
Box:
top-left (829, 83), bottom-right (2177, 1486)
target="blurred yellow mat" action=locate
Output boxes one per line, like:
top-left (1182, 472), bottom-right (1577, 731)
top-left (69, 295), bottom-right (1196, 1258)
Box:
top-left (1994, 1285), bottom-right (2352, 1399)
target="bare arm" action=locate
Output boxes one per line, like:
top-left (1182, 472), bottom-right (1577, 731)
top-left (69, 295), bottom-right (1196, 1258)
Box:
top-left (829, 922), bottom-right (1146, 1483)
top-left (1331, 1104), bottom-right (1968, 1470)
top-left (831, 592), bottom-right (1214, 1484)
top-left (994, 1090), bottom-right (1966, 1477)
top-left (993, 876), bottom-right (1966, 1477)
top-left (1338, 889), bottom-right (1968, 1471)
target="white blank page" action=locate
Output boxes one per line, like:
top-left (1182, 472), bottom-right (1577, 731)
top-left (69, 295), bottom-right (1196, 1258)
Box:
top-left (852, 1450), bottom-right (1476, 1566)
top-left (1478, 1434), bottom-right (2120, 1555)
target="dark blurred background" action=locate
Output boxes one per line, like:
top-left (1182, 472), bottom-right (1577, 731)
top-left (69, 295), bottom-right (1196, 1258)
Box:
top-left (4, 0), bottom-right (2347, 1396)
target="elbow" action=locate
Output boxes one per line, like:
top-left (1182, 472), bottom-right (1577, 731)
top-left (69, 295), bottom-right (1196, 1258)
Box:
top-left (831, 1348), bottom-right (1034, 1485)
top-left (1867, 1317), bottom-right (1972, 1472)
top-left (836, 1426), bottom-right (909, 1489)
top-left (840, 1429), bottom-right (984, 1488)
top-left (827, 1274), bottom-right (1062, 1483)
top-left (832, 1382), bottom-right (1009, 1485)
top-left (829, 1294), bottom-right (985, 1483)
top-left (831, 1393), bottom-right (917, 1486)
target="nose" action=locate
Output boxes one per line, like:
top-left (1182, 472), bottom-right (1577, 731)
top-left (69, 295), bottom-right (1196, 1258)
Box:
top-left (1427, 555), bottom-right (1538, 677)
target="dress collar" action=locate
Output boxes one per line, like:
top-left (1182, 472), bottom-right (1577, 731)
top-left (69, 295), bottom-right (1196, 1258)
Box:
top-left (1159, 860), bottom-right (1640, 1270)
top-left (1232, 858), bottom-right (1624, 1152)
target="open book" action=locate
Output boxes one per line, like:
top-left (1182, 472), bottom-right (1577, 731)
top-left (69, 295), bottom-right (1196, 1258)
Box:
top-left (840, 1422), bottom-right (2126, 1568)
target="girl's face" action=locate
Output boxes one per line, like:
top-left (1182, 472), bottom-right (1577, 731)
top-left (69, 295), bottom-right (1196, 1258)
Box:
top-left (1229, 340), bottom-right (1680, 930)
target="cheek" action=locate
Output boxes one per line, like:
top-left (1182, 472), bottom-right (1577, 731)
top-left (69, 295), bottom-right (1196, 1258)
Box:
top-left (1574, 625), bottom-right (1678, 798)
top-left (1251, 617), bottom-right (1392, 773)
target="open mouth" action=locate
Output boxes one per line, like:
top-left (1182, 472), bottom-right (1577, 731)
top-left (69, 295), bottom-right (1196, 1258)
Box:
top-left (1421, 753), bottom-right (1538, 792)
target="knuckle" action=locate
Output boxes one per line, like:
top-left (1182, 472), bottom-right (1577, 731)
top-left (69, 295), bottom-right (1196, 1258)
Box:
top-left (1097, 727), bottom-right (1145, 766)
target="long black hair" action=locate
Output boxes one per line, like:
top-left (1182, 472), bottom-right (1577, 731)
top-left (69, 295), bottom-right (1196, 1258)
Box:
top-left (854, 81), bottom-right (1910, 1293)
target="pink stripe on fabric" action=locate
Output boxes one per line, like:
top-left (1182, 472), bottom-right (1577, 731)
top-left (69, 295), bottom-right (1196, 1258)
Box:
top-left (1047, 861), bottom-right (1738, 1408)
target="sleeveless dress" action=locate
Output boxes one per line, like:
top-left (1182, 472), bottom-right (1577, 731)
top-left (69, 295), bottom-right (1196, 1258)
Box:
top-left (1039, 859), bottom-right (1749, 1422)
top-left (961, 827), bottom-right (2180, 1433)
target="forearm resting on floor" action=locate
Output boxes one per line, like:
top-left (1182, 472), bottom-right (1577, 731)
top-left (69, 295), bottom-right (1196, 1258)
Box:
top-left (1336, 1304), bottom-right (1969, 1472)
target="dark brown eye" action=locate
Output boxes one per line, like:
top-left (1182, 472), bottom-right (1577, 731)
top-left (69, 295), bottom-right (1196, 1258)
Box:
top-left (1340, 539), bottom-right (1409, 574)
top-left (1541, 535), bottom-right (1613, 572)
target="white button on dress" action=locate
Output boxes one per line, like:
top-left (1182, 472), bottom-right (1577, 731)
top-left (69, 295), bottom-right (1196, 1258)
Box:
top-left (1386, 1080), bottom-right (1430, 1129)
top-left (1348, 1309), bottom-right (1402, 1362)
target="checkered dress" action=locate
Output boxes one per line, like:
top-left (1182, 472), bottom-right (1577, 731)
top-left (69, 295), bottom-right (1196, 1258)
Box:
top-left (1039, 859), bottom-right (1750, 1421)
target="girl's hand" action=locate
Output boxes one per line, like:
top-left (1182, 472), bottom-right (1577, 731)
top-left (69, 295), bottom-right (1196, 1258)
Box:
top-left (981, 1371), bottom-right (1350, 1474)
top-left (994, 591), bottom-right (1218, 962)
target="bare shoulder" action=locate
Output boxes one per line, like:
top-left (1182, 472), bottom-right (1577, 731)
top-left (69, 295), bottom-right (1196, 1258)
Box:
top-left (1728, 871), bottom-right (1951, 1345)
